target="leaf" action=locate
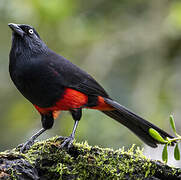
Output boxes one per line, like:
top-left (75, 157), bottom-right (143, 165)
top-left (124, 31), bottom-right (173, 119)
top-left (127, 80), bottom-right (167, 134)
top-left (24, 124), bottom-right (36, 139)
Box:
top-left (149, 128), bottom-right (168, 143)
top-left (162, 144), bottom-right (168, 163)
top-left (170, 115), bottom-right (177, 134)
top-left (174, 143), bottom-right (180, 160)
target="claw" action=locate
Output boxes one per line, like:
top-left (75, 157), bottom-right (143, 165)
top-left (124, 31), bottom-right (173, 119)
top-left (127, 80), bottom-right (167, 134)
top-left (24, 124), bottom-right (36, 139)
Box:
top-left (59, 136), bottom-right (74, 149)
top-left (57, 120), bottom-right (78, 149)
top-left (20, 139), bottom-right (35, 153)
top-left (16, 143), bottom-right (23, 149)
top-left (56, 136), bottom-right (66, 141)
top-left (17, 128), bottom-right (46, 153)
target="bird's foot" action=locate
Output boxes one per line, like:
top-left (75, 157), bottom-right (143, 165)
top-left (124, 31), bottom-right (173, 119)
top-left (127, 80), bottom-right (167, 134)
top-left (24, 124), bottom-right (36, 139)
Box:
top-left (19, 139), bottom-right (35, 153)
top-left (56, 136), bottom-right (66, 141)
top-left (57, 135), bottom-right (74, 149)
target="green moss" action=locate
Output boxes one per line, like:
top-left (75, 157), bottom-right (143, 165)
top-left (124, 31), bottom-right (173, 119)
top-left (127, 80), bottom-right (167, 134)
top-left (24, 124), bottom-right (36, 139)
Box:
top-left (24, 138), bottom-right (180, 179)
top-left (0, 137), bottom-right (181, 179)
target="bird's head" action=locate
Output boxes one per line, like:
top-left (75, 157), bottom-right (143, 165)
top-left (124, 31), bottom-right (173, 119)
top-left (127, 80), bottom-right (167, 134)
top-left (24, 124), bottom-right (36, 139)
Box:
top-left (8, 23), bottom-right (47, 55)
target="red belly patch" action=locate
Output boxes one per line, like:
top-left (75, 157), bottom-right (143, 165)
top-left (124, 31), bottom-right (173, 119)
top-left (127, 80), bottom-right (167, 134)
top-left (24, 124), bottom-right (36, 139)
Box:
top-left (34, 88), bottom-right (113, 117)
top-left (34, 88), bottom-right (88, 115)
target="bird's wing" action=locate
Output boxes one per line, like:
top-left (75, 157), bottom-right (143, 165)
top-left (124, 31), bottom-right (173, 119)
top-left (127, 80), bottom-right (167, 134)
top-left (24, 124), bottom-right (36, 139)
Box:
top-left (44, 51), bottom-right (109, 98)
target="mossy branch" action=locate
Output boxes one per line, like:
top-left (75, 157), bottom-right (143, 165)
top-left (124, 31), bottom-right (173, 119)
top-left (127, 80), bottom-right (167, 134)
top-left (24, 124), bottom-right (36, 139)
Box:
top-left (0, 137), bottom-right (181, 180)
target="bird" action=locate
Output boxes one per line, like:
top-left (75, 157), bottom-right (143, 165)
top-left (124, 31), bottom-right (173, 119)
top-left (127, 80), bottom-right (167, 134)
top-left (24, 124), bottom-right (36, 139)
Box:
top-left (8, 23), bottom-right (173, 152)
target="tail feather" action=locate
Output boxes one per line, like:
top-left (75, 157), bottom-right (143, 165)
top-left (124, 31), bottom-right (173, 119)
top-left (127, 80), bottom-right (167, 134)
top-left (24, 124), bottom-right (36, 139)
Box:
top-left (102, 98), bottom-right (174, 148)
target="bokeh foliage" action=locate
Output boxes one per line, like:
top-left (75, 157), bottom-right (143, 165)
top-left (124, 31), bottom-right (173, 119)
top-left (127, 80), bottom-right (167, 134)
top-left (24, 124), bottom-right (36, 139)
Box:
top-left (0, 0), bottom-right (181, 164)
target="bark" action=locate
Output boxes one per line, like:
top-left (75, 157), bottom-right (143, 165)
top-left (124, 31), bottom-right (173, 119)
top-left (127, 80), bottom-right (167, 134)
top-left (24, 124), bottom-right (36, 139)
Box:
top-left (0, 137), bottom-right (181, 180)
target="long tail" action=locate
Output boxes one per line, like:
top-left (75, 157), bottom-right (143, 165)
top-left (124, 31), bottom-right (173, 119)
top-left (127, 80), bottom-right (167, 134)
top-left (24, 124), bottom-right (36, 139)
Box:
top-left (102, 98), bottom-right (174, 148)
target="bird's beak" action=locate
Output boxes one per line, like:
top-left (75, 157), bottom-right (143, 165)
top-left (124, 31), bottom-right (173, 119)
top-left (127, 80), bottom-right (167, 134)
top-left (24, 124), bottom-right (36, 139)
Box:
top-left (8, 23), bottom-right (24, 37)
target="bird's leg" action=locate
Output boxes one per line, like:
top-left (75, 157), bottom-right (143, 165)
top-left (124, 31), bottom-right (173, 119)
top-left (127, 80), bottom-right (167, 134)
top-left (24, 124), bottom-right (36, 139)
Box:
top-left (59, 108), bottom-right (82, 148)
top-left (20, 128), bottom-right (46, 153)
top-left (20, 112), bottom-right (54, 153)
top-left (60, 120), bottom-right (79, 148)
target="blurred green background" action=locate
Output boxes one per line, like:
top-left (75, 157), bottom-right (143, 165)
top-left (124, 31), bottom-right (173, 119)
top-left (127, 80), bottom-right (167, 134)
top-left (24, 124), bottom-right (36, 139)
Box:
top-left (0, 0), bottom-right (181, 165)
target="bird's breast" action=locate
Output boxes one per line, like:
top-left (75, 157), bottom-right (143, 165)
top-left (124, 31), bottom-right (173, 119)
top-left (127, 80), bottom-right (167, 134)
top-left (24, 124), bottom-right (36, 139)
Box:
top-left (10, 63), bottom-right (65, 107)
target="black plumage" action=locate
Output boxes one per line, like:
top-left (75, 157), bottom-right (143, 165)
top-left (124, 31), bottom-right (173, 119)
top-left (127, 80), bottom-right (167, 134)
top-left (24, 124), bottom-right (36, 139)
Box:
top-left (8, 23), bottom-right (174, 151)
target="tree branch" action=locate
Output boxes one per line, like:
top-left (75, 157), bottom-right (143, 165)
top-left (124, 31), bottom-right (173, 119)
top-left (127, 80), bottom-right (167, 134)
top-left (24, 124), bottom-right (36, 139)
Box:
top-left (0, 137), bottom-right (181, 179)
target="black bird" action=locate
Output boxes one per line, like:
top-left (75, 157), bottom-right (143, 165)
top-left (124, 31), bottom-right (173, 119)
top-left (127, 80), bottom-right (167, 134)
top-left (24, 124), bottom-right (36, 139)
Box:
top-left (8, 23), bottom-right (173, 152)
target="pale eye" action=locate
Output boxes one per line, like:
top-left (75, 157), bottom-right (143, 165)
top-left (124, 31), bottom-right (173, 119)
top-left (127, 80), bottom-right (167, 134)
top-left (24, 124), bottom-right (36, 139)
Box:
top-left (28, 29), bottom-right (34, 34)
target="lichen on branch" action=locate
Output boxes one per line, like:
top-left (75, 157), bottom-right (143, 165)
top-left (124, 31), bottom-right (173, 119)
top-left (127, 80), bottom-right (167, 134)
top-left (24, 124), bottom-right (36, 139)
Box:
top-left (0, 137), bottom-right (181, 179)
